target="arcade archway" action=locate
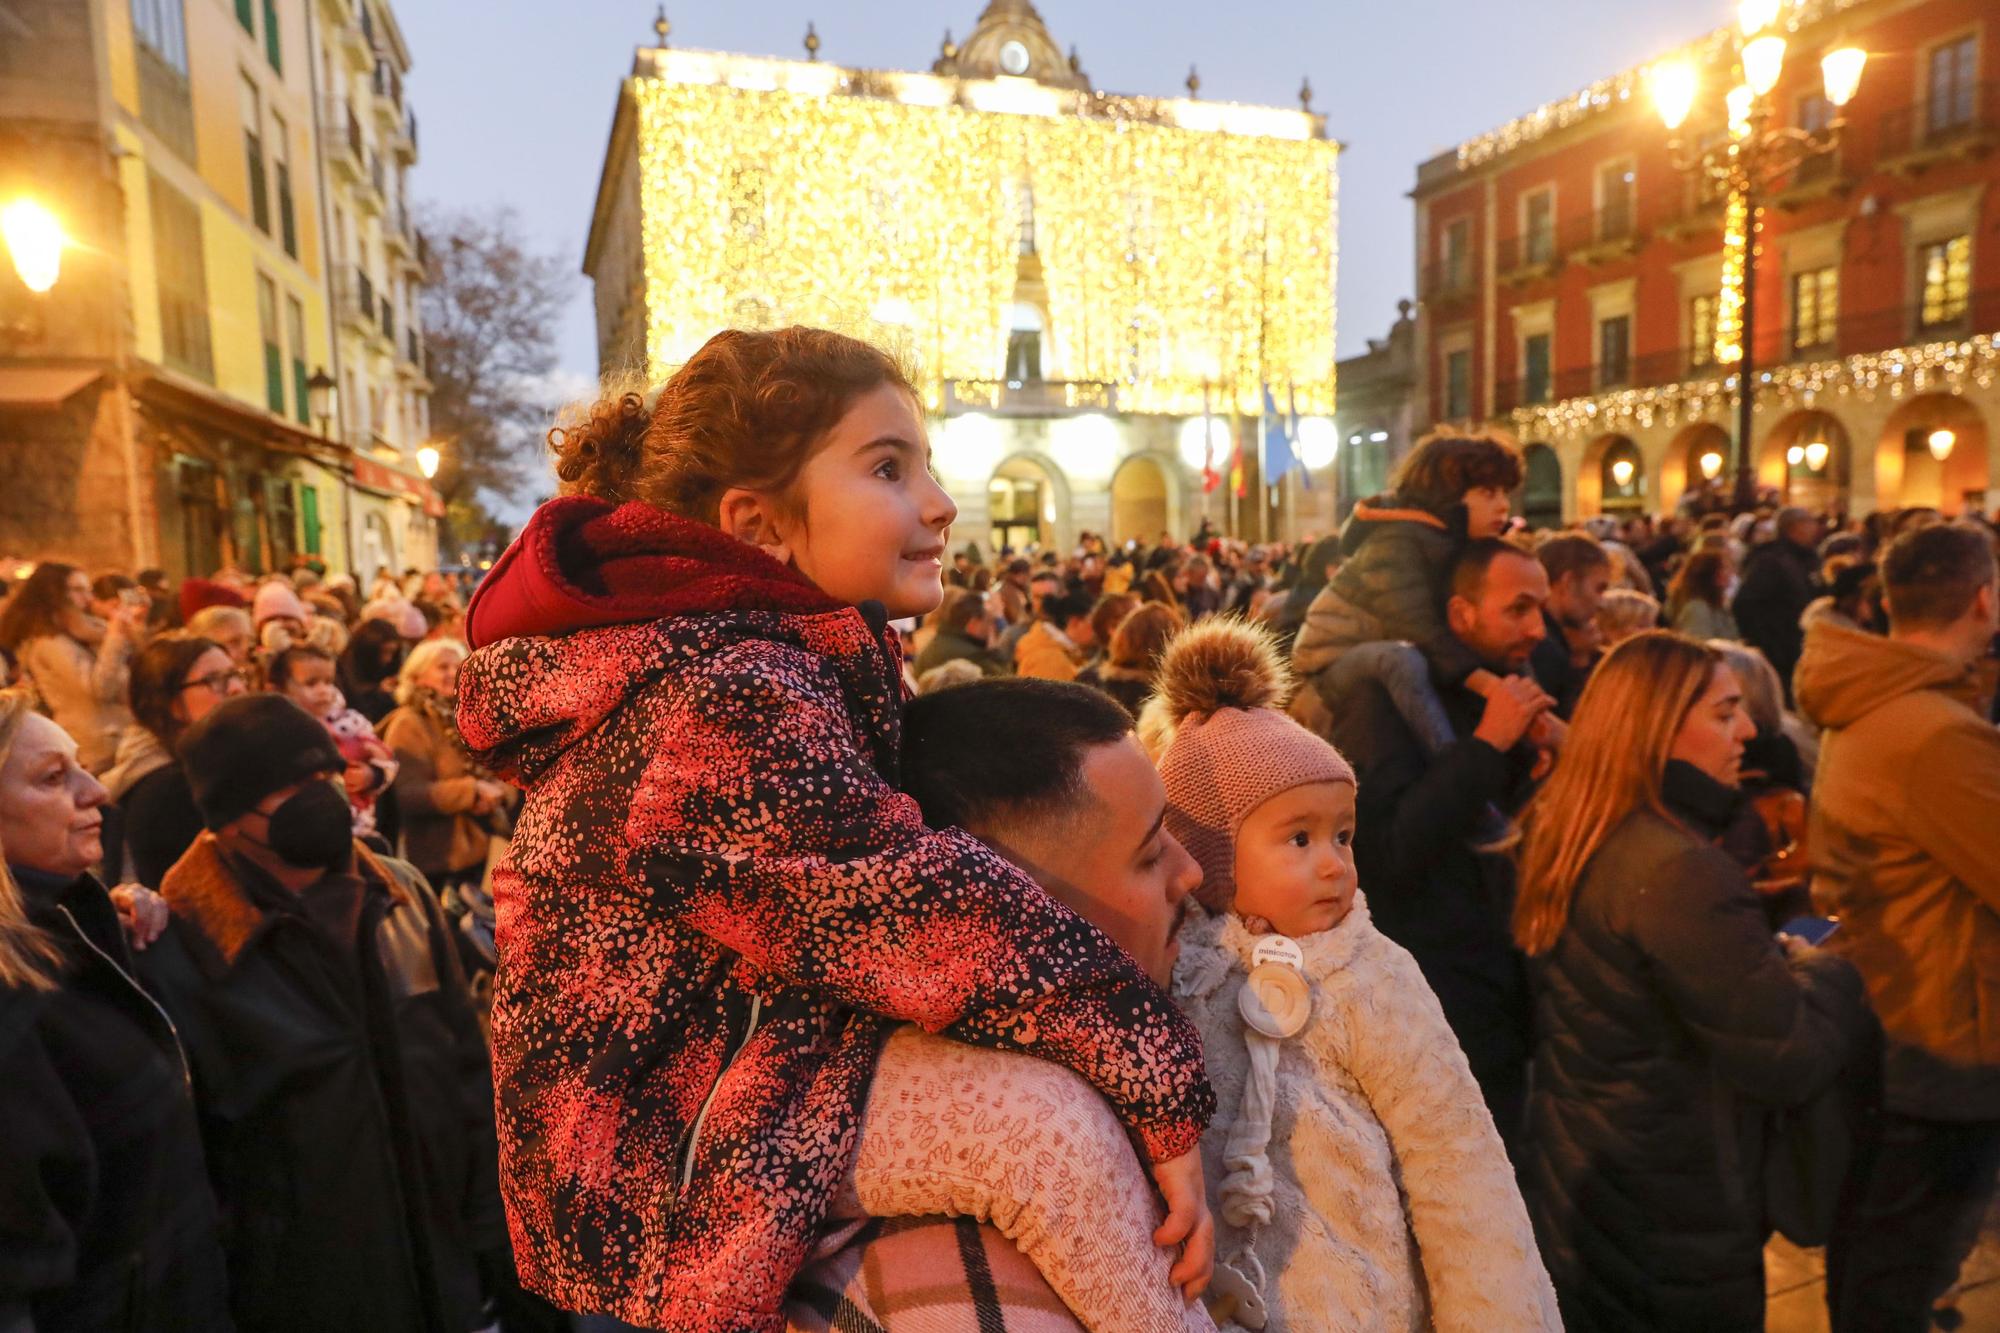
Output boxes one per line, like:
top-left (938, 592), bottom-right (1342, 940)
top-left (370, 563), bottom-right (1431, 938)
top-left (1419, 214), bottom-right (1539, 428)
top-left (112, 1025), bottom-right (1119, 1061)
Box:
top-left (1761, 411), bottom-right (1851, 513)
top-left (1877, 393), bottom-right (1990, 515)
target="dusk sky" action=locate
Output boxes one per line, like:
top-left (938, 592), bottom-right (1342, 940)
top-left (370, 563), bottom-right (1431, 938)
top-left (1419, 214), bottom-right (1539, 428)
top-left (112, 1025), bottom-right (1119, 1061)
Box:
top-left (396, 0), bottom-right (1727, 406)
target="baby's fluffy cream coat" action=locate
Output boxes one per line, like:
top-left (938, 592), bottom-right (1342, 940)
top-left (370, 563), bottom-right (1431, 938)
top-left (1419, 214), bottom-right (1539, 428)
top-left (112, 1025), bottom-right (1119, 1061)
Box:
top-left (1174, 893), bottom-right (1561, 1332)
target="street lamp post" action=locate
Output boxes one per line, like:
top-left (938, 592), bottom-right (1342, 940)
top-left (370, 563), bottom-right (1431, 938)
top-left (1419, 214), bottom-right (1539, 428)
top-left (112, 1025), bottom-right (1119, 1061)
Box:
top-left (1, 198), bottom-right (68, 346)
top-left (1651, 5), bottom-right (1867, 512)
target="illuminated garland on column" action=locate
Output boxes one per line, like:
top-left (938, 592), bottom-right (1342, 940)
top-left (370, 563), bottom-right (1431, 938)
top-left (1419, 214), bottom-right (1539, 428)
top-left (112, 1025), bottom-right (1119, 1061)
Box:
top-left (1715, 186), bottom-right (1749, 366)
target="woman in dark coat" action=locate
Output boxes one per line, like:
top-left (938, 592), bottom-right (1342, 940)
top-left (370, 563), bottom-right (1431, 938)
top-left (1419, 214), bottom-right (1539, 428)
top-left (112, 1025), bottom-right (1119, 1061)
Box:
top-left (1510, 632), bottom-right (1870, 1331)
top-left (0, 690), bottom-right (231, 1332)
top-left (102, 634), bottom-right (245, 887)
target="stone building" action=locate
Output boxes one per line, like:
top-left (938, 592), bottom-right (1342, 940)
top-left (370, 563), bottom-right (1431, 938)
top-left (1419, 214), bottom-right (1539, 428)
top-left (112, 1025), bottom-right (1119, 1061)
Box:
top-left (584, 1), bottom-right (1342, 552)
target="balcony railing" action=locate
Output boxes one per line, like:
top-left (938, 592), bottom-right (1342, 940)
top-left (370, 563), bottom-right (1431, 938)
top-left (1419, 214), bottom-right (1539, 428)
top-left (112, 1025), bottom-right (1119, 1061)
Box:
top-left (943, 379), bottom-right (1118, 416)
top-left (1421, 258), bottom-right (1476, 303)
top-left (1497, 204), bottom-right (1645, 280)
top-left (1880, 81), bottom-right (2000, 163)
top-left (1493, 288), bottom-right (2000, 413)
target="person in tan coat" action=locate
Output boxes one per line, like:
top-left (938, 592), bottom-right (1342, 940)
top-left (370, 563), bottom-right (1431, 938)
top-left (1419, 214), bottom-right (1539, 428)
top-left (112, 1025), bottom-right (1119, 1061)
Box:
top-left (378, 638), bottom-right (506, 894)
top-left (1796, 522), bottom-right (2000, 1333)
top-left (1014, 591), bottom-right (1097, 682)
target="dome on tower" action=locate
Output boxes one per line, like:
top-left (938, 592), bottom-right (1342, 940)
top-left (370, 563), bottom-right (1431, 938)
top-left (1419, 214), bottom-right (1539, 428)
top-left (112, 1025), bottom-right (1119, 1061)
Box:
top-left (945, 1), bottom-right (1089, 89)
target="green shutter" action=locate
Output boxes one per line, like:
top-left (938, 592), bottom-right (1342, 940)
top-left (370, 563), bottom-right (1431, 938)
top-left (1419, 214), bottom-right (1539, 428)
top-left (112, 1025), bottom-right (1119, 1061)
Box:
top-left (235, 0), bottom-right (253, 32)
top-left (264, 342), bottom-right (284, 414)
top-left (300, 485), bottom-right (322, 556)
top-left (292, 358), bottom-right (309, 426)
top-left (262, 0), bottom-right (282, 71)
top-left (277, 162), bottom-right (296, 257)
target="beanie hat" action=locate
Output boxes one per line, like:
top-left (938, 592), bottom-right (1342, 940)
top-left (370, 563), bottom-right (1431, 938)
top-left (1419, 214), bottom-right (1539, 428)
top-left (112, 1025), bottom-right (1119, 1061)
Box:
top-left (253, 579), bottom-right (308, 627)
top-left (1155, 619), bottom-right (1357, 911)
top-left (179, 694), bottom-right (345, 830)
top-left (179, 578), bottom-right (248, 624)
top-left (362, 596), bottom-right (428, 641)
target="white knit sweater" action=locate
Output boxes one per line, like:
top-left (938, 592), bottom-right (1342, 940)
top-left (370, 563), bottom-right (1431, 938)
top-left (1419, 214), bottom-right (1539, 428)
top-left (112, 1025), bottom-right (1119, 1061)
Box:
top-left (1173, 894), bottom-right (1560, 1333)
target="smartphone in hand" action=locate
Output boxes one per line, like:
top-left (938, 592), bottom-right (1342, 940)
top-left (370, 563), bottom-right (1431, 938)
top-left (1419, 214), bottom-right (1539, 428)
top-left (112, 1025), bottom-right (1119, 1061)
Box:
top-left (1779, 915), bottom-right (1840, 946)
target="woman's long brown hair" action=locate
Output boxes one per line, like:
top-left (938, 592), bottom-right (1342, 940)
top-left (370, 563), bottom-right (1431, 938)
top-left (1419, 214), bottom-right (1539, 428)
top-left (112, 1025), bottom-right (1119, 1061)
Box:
top-left (1511, 632), bottom-right (1724, 956)
top-left (0, 690), bottom-right (61, 991)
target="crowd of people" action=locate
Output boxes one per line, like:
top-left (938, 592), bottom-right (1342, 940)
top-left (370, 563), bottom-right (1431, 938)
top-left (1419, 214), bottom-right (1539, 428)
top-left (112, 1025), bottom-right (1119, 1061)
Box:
top-left (1, 321), bottom-right (1996, 1333)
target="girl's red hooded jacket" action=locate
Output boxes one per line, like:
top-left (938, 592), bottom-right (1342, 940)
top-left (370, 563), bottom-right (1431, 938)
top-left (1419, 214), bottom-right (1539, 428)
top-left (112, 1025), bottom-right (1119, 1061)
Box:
top-left (457, 497), bottom-right (1213, 1332)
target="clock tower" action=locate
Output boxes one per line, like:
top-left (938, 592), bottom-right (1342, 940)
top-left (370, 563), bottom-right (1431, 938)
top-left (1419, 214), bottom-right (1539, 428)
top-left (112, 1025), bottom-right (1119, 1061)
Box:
top-left (935, 0), bottom-right (1089, 90)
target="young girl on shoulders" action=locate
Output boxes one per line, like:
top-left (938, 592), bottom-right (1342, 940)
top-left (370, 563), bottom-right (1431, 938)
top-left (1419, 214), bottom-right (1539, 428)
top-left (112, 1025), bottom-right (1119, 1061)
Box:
top-left (456, 328), bottom-right (1213, 1333)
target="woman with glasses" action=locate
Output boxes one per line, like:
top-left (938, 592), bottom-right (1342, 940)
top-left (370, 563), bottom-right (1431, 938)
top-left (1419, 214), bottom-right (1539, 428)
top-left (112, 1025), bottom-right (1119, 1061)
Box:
top-left (103, 635), bottom-right (246, 887)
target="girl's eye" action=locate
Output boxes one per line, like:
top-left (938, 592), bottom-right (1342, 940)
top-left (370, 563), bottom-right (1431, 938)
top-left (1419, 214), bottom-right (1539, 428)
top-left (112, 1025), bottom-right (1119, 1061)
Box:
top-left (874, 459), bottom-right (901, 481)
top-left (1290, 831), bottom-right (1311, 849)
top-left (1337, 828), bottom-right (1354, 847)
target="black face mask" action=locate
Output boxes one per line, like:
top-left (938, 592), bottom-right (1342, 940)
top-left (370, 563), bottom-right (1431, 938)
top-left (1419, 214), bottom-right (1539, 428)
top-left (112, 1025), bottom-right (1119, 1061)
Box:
top-left (262, 781), bottom-right (355, 870)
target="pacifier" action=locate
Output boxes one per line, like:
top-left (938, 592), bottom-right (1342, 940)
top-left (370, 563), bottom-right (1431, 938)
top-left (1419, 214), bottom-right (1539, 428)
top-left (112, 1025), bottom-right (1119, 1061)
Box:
top-left (1207, 1260), bottom-right (1270, 1330)
top-left (1238, 935), bottom-right (1310, 1040)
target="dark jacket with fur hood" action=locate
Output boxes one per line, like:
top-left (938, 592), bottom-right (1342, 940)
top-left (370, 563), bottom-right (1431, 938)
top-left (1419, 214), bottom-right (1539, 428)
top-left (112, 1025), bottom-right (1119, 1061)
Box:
top-left (138, 836), bottom-right (502, 1333)
top-left (455, 497), bottom-right (1212, 1333)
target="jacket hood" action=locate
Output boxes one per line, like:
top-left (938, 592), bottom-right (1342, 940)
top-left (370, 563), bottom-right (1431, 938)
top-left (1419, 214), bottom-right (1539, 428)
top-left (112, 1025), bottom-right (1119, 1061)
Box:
top-left (1338, 496), bottom-right (1454, 557)
top-left (464, 495), bottom-right (842, 649)
top-left (1793, 620), bottom-right (1974, 730)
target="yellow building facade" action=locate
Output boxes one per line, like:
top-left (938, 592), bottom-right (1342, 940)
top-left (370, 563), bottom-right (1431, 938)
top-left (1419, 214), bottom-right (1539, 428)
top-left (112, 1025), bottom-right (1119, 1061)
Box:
top-left (586, 2), bottom-right (1343, 549)
top-left (0, 0), bottom-right (437, 580)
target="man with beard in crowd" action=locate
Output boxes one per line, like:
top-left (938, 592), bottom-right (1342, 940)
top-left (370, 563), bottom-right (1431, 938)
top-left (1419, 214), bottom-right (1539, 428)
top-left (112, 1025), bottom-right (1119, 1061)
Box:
top-left (1324, 539), bottom-right (1555, 1153)
top-left (1529, 534), bottom-right (1611, 720)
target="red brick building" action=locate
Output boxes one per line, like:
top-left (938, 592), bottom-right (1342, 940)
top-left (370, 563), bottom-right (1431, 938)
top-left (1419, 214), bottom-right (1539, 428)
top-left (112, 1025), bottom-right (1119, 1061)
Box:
top-left (1412, 0), bottom-right (1998, 522)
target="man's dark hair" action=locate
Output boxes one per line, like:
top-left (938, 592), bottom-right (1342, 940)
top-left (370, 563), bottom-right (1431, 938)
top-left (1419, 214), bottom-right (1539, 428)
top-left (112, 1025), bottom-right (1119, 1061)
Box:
top-left (1005, 557), bottom-right (1032, 576)
top-left (129, 633), bottom-right (224, 746)
top-left (1392, 429), bottom-right (1524, 518)
top-left (1883, 523), bottom-right (1998, 630)
top-left (1452, 538), bottom-right (1539, 603)
top-left (1043, 590), bottom-right (1093, 626)
top-left (903, 679), bottom-right (1133, 835)
top-left (1537, 533), bottom-right (1610, 586)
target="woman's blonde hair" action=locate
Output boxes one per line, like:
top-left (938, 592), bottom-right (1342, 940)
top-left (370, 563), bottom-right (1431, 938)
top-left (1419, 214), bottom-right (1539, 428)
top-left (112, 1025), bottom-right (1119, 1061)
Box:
top-left (395, 637), bottom-right (468, 707)
top-left (0, 690), bottom-right (63, 991)
top-left (1511, 632), bottom-right (1725, 956)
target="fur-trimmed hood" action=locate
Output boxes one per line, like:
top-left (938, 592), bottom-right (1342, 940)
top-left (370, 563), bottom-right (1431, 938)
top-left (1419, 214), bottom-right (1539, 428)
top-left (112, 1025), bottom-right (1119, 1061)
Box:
top-left (158, 831), bottom-right (416, 972)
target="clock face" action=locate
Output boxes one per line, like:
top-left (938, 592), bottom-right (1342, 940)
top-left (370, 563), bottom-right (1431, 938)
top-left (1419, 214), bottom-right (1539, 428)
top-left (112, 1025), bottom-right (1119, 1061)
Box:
top-left (998, 40), bottom-right (1030, 76)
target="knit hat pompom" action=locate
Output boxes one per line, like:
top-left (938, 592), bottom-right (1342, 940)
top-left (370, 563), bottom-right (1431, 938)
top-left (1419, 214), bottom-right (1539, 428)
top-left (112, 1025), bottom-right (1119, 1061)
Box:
top-left (1155, 618), bottom-right (1294, 725)
top-left (1156, 619), bottom-right (1358, 912)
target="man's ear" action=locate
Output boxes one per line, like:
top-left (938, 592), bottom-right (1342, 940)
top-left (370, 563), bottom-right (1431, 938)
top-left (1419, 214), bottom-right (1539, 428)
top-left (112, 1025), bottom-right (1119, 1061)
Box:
top-left (716, 487), bottom-right (794, 566)
top-left (1446, 594), bottom-right (1477, 639)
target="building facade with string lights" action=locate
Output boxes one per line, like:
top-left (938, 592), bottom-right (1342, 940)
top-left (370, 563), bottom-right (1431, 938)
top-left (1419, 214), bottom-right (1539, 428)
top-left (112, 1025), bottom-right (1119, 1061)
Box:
top-left (1412, 0), bottom-right (1999, 524)
top-left (584, 1), bottom-right (1341, 551)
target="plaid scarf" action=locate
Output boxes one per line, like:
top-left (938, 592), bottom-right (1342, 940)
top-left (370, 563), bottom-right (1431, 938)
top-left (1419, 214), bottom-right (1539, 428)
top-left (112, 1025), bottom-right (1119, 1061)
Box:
top-left (785, 1217), bottom-right (1087, 1333)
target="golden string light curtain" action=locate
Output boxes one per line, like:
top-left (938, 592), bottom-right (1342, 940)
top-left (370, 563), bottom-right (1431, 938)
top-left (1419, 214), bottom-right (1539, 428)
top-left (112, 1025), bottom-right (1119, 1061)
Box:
top-left (632, 78), bottom-right (1338, 416)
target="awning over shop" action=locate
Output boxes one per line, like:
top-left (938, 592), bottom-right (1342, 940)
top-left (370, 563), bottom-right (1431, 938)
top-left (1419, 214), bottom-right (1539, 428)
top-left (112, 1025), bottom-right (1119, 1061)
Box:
top-left (352, 455), bottom-right (445, 517)
top-left (131, 366), bottom-right (350, 469)
top-left (0, 366), bottom-right (103, 411)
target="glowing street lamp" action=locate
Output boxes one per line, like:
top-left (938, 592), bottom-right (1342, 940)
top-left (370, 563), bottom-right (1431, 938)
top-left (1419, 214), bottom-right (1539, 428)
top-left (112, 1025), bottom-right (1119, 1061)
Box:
top-left (1700, 450), bottom-right (1725, 480)
top-left (1, 199), bottom-right (66, 295)
top-left (1803, 440), bottom-right (1830, 473)
top-left (1610, 457), bottom-right (1636, 488)
top-left (416, 443), bottom-right (441, 479)
top-left (1927, 428), bottom-right (1956, 462)
top-left (1655, 9), bottom-right (1866, 514)
top-left (1787, 444), bottom-right (1806, 467)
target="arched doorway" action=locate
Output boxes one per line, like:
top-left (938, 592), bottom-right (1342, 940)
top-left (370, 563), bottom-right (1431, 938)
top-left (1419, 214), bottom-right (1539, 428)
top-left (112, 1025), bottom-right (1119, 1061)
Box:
top-left (1660, 423), bottom-right (1732, 515)
top-left (989, 454), bottom-right (1064, 554)
top-left (1580, 434), bottom-right (1645, 516)
top-left (1761, 411), bottom-right (1851, 513)
top-left (1110, 454), bottom-right (1172, 545)
top-left (1518, 443), bottom-right (1563, 529)
top-left (1877, 393), bottom-right (1990, 515)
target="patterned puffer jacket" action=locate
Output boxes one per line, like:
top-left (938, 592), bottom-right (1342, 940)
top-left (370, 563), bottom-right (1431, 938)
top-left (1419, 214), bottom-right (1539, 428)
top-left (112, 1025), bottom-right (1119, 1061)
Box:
top-left (457, 497), bottom-right (1213, 1333)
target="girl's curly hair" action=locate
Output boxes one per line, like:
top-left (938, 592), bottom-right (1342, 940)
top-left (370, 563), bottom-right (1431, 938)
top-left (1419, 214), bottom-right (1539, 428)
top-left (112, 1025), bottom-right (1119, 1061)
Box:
top-left (549, 326), bottom-right (917, 524)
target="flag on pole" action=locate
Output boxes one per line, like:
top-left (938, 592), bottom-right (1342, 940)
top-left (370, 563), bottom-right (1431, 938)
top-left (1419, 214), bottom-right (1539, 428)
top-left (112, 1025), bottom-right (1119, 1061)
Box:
top-left (1289, 384), bottom-right (1312, 492)
top-left (1262, 383), bottom-right (1300, 503)
top-left (1200, 382), bottom-right (1221, 494)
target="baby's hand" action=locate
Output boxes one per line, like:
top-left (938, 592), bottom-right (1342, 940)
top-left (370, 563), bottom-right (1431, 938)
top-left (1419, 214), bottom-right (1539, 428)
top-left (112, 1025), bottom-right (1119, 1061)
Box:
top-left (1151, 1147), bottom-right (1214, 1303)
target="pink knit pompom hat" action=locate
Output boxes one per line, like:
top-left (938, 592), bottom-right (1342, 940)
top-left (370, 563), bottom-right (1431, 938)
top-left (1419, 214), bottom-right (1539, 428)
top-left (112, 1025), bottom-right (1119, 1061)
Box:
top-left (1155, 618), bottom-right (1356, 910)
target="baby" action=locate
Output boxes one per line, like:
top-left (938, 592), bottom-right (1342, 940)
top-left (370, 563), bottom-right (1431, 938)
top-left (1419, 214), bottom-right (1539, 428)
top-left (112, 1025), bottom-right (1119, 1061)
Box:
top-left (268, 645), bottom-right (398, 838)
top-left (1155, 619), bottom-right (1560, 1333)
